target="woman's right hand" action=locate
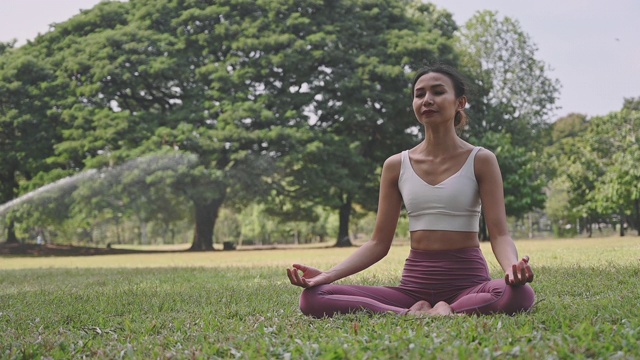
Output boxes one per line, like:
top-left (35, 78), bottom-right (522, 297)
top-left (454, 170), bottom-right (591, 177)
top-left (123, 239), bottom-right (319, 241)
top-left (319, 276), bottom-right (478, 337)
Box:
top-left (286, 264), bottom-right (332, 288)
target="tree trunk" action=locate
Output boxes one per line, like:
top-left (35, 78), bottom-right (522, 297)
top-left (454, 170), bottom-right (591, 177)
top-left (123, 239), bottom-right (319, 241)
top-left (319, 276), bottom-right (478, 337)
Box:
top-left (478, 213), bottom-right (489, 241)
top-left (115, 216), bottom-right (122, 244)
top-left (335, 194), bottom-right (353, 247)
top-left (140, 221), bottom-right (148, 245)
top-left (1, 168), bottom-right (19, 244)
top-left (6, 219), bottom-right (19, 243)
top-left (634, 199), bottom-right (640, 236)
top-left (619, 211), bottom-right (625, 237)
top-left (190, 196), bottom-right (225, 251)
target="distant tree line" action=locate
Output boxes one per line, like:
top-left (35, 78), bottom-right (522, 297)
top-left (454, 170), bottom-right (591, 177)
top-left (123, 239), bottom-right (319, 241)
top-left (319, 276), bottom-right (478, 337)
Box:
top-left (543, 98), bottom-right (640, 237)
top-left (1, 0), bottom-right (636, 249)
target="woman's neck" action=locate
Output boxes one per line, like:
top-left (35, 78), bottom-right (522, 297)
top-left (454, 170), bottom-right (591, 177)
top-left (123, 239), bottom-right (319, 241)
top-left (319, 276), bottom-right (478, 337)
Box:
top-left (419, 126), bottom-right (465, 156)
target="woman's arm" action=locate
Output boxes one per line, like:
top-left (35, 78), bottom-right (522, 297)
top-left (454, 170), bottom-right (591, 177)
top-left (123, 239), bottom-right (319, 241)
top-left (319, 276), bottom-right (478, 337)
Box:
top-left (475, 149), bottom-right (533, 285)
top-left (287, 154), bottom-right (404, 288)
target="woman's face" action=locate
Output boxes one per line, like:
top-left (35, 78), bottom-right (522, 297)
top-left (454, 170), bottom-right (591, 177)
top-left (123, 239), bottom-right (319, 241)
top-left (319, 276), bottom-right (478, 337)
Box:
top-left (412, 72), bottom-right (465, 127)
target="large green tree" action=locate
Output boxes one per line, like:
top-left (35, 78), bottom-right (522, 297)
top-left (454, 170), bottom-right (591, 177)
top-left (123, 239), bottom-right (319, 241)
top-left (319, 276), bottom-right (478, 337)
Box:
top-left (455, 10), bottom-right (561, 146)
top-left (542, 113), bottom-right (593, 235)
top-left (453, 10), bottom-right (560, 232)
top-left (266, 1), bottom-right (460, 246)
top-left (589, 108), bottom-right (640, 235)
top-left (3, 0), bottom-right (460, 249)
top-left (147, 0), bottom-right (459, 248)
top-left (39, 0), bottom-right (317, 250)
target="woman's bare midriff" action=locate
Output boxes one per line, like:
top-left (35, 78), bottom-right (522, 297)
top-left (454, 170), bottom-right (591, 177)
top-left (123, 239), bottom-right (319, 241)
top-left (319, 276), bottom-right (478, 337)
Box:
top-left (410, 230), bottom-right (480, 251)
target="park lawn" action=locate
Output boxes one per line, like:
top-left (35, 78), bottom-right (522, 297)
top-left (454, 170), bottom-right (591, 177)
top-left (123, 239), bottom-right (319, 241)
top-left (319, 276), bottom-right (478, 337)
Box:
top-left (1, 237), bottom-right (639, 359)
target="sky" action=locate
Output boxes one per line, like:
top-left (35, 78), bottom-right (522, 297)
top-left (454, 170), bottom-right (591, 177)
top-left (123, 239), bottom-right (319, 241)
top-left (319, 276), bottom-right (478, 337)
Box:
top-left (1, 0), bottom-right (638, 120)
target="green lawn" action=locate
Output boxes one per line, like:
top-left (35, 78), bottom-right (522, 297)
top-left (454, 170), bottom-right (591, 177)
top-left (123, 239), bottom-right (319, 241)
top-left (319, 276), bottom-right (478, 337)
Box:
top-left (1, 236), bottom-right (639, 359)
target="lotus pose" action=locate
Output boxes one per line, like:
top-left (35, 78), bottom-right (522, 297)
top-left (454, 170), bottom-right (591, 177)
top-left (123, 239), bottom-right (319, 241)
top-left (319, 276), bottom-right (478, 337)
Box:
top-left (286, 65), bottom-right (535, 317)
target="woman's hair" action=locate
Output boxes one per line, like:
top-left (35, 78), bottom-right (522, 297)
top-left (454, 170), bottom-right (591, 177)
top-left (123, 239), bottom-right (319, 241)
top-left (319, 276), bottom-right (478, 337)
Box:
top-left (412, 64), bottom-right (469, 129)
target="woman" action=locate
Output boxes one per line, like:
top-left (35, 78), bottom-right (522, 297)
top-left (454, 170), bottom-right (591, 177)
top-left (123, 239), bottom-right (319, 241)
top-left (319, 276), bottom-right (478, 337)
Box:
top-left (286, 65), bottom-right (535, 317)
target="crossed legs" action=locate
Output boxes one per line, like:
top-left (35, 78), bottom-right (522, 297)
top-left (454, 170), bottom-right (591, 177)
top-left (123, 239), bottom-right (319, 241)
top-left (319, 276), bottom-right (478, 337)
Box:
top-left (299, 284), bottom-right (418, 318)
top-left (298, 280), bottom-right (535, 318)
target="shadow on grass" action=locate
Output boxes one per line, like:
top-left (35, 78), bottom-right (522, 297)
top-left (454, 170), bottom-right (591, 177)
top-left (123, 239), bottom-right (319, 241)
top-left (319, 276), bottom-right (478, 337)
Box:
top-left (0, 241), bottom-right (338, 257)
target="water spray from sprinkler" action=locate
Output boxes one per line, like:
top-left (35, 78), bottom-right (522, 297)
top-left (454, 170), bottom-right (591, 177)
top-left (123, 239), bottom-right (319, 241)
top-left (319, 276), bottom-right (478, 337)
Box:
top-left (0, 152), bottom-right (199, 217)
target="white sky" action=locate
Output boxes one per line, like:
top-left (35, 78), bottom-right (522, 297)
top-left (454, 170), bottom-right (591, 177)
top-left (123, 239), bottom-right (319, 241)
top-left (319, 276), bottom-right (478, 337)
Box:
top-left (1, 0), bottom-right (639, 120)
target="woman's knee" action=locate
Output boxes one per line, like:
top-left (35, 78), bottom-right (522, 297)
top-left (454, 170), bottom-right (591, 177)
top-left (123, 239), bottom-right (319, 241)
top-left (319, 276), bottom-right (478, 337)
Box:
top-left (299, 285), bottom-right (326, 317)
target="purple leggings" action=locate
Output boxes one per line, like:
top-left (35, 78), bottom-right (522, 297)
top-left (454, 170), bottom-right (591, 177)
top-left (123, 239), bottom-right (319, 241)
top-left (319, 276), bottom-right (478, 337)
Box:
top-left (299, 247), bottom-right (535, 318)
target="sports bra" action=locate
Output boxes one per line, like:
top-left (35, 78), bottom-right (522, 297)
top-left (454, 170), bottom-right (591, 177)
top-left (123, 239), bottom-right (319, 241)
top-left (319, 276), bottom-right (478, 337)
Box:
top-left (398, 147), bottom-right (482, 232)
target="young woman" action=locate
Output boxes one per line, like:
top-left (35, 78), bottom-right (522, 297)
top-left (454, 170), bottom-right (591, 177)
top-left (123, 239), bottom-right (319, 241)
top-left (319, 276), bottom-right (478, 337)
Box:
top-left (286, 65), bottom-right (535, 317)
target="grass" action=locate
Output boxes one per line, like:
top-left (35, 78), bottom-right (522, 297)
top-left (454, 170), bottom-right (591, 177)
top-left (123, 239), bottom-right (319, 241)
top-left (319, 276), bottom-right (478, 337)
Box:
top-left (1, 236), bottom-right (639, 359)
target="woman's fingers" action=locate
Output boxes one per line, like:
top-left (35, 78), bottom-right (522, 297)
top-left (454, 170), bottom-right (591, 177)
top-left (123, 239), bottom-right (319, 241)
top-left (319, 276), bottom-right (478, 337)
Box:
top-left (287, 268), bottom-right (300, 286)
top-left (287, 268), bottom-right (304, 287)
top-left (520, 265), bottom-right (528, 284)
top-left (526, 265), bottom-right (533, 282)
top-left (506, 257), bottom-right (534, 286)
top-left (521, 256), bottom-right (534, 283)
top-left (507, 263), bottom-right (525, 286)
top-left (292, 264), bottom-right (307, 272)
top-left (287, 267), bottom-right (314, 288)
top-left (294, 269), bottom-right (306, 287)
top-left (524, 262), bottom-right (534, 283)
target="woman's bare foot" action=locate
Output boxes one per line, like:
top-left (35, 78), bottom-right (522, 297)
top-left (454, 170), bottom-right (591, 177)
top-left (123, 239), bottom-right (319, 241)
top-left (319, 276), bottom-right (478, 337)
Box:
top-left (426, 301), bottom-right (455, 316)
top-left (407, 300), bottom-right (432, 315)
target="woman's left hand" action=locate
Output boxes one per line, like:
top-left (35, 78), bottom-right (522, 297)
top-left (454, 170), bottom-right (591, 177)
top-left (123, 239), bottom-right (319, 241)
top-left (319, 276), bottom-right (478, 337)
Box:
top-left (504, 256), bottom-right (534, 286)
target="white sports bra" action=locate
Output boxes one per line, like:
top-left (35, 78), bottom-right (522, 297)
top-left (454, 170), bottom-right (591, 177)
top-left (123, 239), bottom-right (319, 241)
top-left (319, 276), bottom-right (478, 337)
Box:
top-left (398, 147), bottom-right (482, 232)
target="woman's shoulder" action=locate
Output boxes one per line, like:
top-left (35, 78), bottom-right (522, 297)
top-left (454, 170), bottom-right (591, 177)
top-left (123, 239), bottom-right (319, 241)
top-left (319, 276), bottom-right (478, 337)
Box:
top-left (384, 151), bottom-right (405, 166)
top-left (382, 152), bottom-right (404, 176)
top-left (474, 146), bottom-right (498, 164)
top-left (473, 147), bottom-right (501, 180)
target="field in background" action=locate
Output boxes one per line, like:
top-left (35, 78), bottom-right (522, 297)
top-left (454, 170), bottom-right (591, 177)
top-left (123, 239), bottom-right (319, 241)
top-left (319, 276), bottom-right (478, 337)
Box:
top-left (1, 236), bottom-right (638, 271)
top-left (1, 236), bottom-right (639, 358)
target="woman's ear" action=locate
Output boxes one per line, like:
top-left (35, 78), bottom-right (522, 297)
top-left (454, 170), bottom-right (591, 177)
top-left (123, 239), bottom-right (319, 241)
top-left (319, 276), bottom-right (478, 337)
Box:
top-left (457, 96), bottom-right (467, 111)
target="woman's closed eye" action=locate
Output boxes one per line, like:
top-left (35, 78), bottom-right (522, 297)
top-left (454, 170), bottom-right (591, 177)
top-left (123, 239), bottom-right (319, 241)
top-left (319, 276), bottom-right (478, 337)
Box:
top-left (415, 90), bottom-right (445, 98)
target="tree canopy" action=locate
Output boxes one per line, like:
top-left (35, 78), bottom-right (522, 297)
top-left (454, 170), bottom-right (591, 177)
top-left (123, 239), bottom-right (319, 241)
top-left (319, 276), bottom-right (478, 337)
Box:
top-left (455, 10), bottom-right (561, 146)
top-left (0, 0), bottom-right (459, 248)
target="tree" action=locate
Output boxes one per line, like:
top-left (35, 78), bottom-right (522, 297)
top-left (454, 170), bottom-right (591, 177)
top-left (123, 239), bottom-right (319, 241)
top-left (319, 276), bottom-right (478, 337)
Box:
top-left (452, 11), bottom-right (560, 234)
top-left (541, 113), bottom-right (590, 183)
top-left (542, 102), bottom-right (640, 237)
top-left (472, 132), bottom-right (546, 240)
top-left (455, 10), bottom-right (561, 147)
top-left (0, 44), bottom-right (66, 242)
top-left (590, 110), bottom-right (640, 235)
top-left (545, 177), bottom-right (579, 237)
top-left (0, 40), bottom-right (15, 56)
top-left (623, 97), bottom-right (640, 112)
top-left (150, 0), bottom-right (459, 248)
top-left (549, 113), bottom-right (589, 144)
top-left (21, 0), bottom-right (305, 250)
top-left (541, 109), bottom-right (640, 237)
top-left (267, 1), bottom-right (459, 246)
top-left (5, 0), bottom-right (461, 250)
